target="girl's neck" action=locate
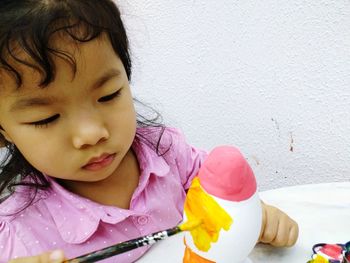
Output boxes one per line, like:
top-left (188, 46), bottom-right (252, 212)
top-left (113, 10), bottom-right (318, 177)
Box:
top-left (58, 149), bottom-right (140, 209)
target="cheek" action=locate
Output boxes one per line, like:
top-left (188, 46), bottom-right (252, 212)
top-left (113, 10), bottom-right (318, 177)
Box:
top-left (108, 107), bottom-right (136, 150)
top-left (124, 102), bottom-right (137, 133)
top-left (19, 140), bottom-right (66, 176)
top-left (8, 129), bottom-right (59, 169)
top-left (109, 96), bottom-right (137, 130)
top-left (110, 106), bottom-right (136, 138)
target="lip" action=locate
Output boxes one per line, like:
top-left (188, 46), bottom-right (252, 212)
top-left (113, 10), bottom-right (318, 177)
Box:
top-left (83, 153), bottom-right (116, 171)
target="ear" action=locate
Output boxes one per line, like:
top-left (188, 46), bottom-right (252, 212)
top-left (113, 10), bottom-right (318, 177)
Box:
top-left (0, 126), bottom-right (13, 145)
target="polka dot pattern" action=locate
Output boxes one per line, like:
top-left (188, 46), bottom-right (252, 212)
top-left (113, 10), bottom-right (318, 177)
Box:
top-left (0, 128), bottom-right (207, 262)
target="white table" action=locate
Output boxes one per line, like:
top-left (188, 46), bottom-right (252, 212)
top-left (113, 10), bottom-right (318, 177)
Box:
top-left (139, 182), bottom-right (350, 262)
top-left (250, 182), bottom-right (350, 262)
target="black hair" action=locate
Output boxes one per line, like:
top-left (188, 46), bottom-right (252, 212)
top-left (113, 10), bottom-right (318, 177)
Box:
top-left (0, 0), bottom-right (167, 213)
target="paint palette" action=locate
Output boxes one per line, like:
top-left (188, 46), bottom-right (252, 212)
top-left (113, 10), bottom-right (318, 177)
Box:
top-left (307, 241), bottom-right (350, 263)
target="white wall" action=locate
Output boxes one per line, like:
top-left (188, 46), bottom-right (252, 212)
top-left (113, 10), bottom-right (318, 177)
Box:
top-left (118, 0), bottom-right (350, 190)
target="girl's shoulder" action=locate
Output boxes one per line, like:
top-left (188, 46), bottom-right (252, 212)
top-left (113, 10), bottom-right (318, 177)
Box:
top-left (135, 126), bottom-right (181, 139)
top-left (0, 187), bottom-right (48, 221)
top-left (0, 192), bottom-right (24, 221)
top-left (136, 126), bottom-right (187, 145)
top-left (0, 219), bottom-right (21, 261)
top-left (135, 126), bottom-right (191, 157)
top-left (0, 192), bottom-right (40, 261)
top-left (135, 126), bottom-right (207, 183)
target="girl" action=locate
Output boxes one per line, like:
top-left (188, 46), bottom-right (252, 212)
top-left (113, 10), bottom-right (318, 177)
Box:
top-left (0, 1), bottom-right (298, 262)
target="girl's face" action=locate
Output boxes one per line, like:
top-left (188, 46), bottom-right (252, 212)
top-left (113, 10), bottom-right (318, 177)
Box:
top-left (0, 36), bottom-right (137, 183)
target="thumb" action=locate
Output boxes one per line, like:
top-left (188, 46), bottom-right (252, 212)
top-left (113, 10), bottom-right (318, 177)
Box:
top-left (259, 202), bottom-right (267, 241)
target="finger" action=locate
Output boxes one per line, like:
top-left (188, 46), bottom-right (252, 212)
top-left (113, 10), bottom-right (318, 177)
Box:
top-left (47, 250), bottom-right (65, 263)
top-left (9, 254), bottom-right (50, 263)
top-left (259, 210), bottom-right (279, 244)
top-left (259, 203), bottom-right (267, 240)
top-left (10, 250), bottom-right (65, 263)
top-left (270, 217), bottom-right (289, 247)
top-left (286, 223), bottom-right (299, 247)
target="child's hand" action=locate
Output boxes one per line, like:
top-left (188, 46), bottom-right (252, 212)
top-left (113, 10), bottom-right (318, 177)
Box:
top-left (8, 250), bottom-right (65, 263)
top-left (258, 202), bottom-right (299, 247)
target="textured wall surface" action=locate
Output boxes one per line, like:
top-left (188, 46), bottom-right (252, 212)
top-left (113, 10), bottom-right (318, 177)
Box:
top-left (121, 1), bottom-right (350, 190)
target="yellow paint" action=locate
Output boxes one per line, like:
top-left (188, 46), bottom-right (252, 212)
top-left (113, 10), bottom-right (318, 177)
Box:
top-left (179, 218), bottom-right (203, 231)
top-left (308, 255), bottom-right (329, 263)
top-left (184, 177), bottom-right (233, 252)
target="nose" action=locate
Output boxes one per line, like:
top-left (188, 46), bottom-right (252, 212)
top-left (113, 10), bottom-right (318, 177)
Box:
top-left (71, 114), bottom-right (110, 149)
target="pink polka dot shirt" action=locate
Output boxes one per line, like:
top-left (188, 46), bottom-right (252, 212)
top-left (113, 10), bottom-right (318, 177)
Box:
top-left (0, 128), bottom-right (207, 262)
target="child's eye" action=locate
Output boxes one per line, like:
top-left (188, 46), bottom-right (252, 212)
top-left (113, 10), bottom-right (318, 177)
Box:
top-left (98, 90), bottom-right (121, 103)
top-left (28, 114), bottom-right (60, 128)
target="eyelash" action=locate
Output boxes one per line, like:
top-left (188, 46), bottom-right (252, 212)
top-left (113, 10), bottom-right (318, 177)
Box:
top-left (28, 90), bottom-right (121, 128)
top-left (98, 89), bottom-right (121, 102)
top-left (30, 114), bottom-right (60, 128)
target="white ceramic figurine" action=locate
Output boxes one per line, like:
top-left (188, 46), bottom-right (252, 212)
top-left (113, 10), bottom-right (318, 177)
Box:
top-left (139, 146), bottom-right (261, 263)
top-left (183, 146), bottom-right (262, 263)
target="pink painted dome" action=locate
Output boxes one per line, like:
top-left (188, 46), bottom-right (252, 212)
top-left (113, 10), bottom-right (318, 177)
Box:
top-left (198, 146), bottom-right (257, 202)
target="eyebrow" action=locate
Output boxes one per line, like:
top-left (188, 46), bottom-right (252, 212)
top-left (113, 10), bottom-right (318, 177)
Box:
top-left (9, 68), bottom-right (121, 112)
top-left (9, 96), bottom-right (58, 112)
top-left (90, 68), bottom-right (121, 91)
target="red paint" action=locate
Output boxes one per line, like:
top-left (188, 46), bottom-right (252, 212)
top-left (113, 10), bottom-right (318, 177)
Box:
top-left (319, 244), bottom-right (343, 260)
top-left (198, 146), bottom-right (256, 201)
top-left (345, 251), bottom-right (350, 262)
top-left (82, 153), bottom-right (116, 171)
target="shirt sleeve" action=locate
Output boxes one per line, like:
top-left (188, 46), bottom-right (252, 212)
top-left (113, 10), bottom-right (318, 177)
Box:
top-left (165, 128), bottom-right (208, 190)
top-left (0, 220), bottom-right (30, 263)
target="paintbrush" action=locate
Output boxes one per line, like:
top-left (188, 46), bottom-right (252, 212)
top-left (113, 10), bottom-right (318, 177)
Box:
top-left (63, 219), bottom-right (202, 263)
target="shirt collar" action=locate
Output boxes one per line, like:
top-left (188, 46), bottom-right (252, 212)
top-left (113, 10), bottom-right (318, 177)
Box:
top-left (133, 128), bottom-right (172, 178)
top-left (44, 177), bottom-right (134, 244)
top-left (131, 137), bottom-right (170, 196)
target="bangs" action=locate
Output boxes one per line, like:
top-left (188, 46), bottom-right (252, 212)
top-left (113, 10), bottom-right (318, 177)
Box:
top-left (0, 0), bottom-right (131, 87)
